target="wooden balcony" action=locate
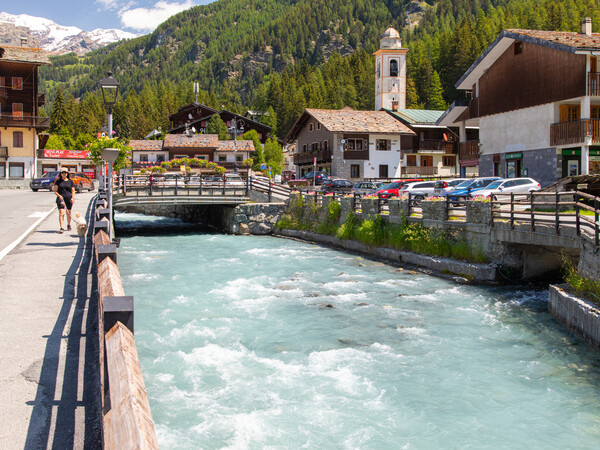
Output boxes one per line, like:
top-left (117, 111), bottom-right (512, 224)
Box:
top-left (401, 166), bottom-right (438, 176)
top-left (589, 73), bottom-right (600, 96)
top-left (343, 150), bottom-right (369, 160)
top-left (293, 148), bottom-right (332, 165)
top-left (459, 140), bottom-right (479, 160)
top-left (468, 97), bottom-right (479, 119)
top-left (0, 115), bottom-right (50, 130)
top-left (550, 119), bottom-right (600, 147)
top-left (418, 140), bottom-right (456, 153)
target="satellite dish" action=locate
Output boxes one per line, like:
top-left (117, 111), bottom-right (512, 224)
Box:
top-left (191, 127), bottom-right (196, 133)
top-left (188, 113), bottom-right (193, 120)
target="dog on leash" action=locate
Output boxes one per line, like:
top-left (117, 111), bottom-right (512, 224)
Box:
top-left (73, 212), bottom-right (88, 236)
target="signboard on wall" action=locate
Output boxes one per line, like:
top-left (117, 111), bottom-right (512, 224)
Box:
top-left (43, 149), bottom-right (90, 159)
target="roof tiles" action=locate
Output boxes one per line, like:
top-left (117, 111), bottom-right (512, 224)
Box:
top-left (164, 134), bottom-right (219, 148)
top-left (0, 46), bottom-right (51, 65)
top-left (507, 29), bottom-right (600, 50)
top-left (129, 140), bottom-right (165, 151)
top-left (306, 108), bottom-right (414, 134)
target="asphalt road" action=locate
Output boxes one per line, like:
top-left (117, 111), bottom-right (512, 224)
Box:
top-left (0, 189), bottom-right (102, 449)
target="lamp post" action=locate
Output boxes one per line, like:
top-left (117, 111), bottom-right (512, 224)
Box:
top-left (228, 118), bottom-right (245, 173)
top-left (99, 71), bottom-right (119, 190)
top-left (101, 147), bottom-right (120, 239)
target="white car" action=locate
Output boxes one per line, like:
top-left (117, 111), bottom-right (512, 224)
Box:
top-left (397, 181), bottom-right (437, 199)
top-left (223, 173), bottom-right (245, 186)
top-left (472, 177), bottom-right (541, 200)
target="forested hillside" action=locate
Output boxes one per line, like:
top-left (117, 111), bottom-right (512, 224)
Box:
top-left (40, 0), bottom-right (600, 147)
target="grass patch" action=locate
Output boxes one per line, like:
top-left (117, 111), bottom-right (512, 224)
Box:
top-left (562, 257), bottom-right (600, 306)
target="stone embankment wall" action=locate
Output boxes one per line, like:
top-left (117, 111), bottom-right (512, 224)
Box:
top-left (549, 284), bottom-right (600, 351)
top-left (0, 180), bottom-right (30, 190)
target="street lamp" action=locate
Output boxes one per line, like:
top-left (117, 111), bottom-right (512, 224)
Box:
top-left (228, 118), bottom-right (245, 173)
top-left (99, 71), bottom-right (119, 190)
top-left (101, 147), bottom-right (120, 239)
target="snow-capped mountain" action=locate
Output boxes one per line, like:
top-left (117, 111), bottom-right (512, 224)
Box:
top-left (0, 12), bottom-right (138, 55)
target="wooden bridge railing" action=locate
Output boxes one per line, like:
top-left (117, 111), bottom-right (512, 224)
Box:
top-left (297, 190), bottom-right (600, 246)
top-left (93, 193), bottom-right (159, 449)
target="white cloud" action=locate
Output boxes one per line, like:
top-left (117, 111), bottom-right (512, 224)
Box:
top-left (119, 0), bottom-right (196, 31)
top-left (96, 0), bottom-right (121, 10)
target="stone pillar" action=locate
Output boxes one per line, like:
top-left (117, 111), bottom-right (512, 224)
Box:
top-left (340, 197), bottom-right (355, 223)
top-left (361, 198), bottom-right (379, 217)
top-left (466, 200), bottom-right (492, 225)
top-left (388, 198), bottom-right (409, 220)
top-left (421, 200), bottom-right (448, 221)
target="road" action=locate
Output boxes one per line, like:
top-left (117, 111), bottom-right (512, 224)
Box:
top-left (0, 189), bottom-right (102, 449)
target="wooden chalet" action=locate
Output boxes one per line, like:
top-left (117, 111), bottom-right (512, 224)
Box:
top-left (167, 103), bottom-right (272, 144)
top-left (438, 17), bottom-right (600, 186)
top-left (0, 43), bottom-right (50, 179)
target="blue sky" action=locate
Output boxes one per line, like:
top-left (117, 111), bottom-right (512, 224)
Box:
top-left (4, 0), bottom-right (216, 34)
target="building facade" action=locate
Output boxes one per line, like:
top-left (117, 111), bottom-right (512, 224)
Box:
top-left (285, 108), bottom-right (414, 179)
top-left (439, 18), bottom-right (600, 186)
top-left (374, 28), bottom-right (408, 111)
top-left (0, 44), bottom-right (50, 180)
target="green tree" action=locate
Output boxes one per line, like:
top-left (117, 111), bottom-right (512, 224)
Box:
top-left (49, 87), bottom-right (69, 134)
top-left (263, 138), bottom-right (283, 174)
top-left (243, 129), bottom-right (264, 170)
top-left (427, 71), bottom-right (447, 110)
top-left (205, 115), bottom-right (230, 139)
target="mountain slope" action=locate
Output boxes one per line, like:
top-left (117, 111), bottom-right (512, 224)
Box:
top-left (0, 12), bottom-right (138, 55)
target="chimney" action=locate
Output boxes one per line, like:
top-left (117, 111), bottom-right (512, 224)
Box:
top-left (582, 17), bottom-right (592, 36)
top-left (20, 37), bottom-right (28, 47)
top-left (392, 100), bottom-right (399, 112)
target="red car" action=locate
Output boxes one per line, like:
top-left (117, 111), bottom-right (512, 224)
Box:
top-left (371, 179), bottom-right (423, 199)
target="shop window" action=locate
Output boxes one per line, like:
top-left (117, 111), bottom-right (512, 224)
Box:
top-left (13, 131), bottom-right (23, 148)
top-left (9, 163), bottom-right (24, 177)
top-left (351, 164), bottom-right (360, 178)
top-left (12, 77), bottom-right (23, 90)
top-left (376, 139), bottom-right (391, 151)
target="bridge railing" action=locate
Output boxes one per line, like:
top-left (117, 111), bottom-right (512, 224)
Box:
top-left (295, 190), bottom-right (600, 246)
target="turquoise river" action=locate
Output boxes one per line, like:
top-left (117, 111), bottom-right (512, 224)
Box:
top-left (116, 213), bottom-right (600, 449)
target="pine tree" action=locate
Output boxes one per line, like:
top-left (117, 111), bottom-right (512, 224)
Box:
top-left (205, 115), bottom-right (229, 139)
top-left (49, 87), bottom-right (69, 134)
top-left (427, 70), bottom-right (447, 110)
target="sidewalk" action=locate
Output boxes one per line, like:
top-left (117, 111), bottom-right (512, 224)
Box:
top-left (0, 192), bottom-right (102, 449)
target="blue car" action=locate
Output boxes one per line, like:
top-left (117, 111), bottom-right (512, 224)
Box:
top-left (30, 171), bottom-right (60, 191)
top-left (445, 177), bottom-right (502, 201)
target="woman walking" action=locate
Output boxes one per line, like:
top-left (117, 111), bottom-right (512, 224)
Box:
top-left (54, 169), bottom-right (76, 233)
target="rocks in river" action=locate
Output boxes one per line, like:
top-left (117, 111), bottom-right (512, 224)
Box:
top-left (356, 302), bottom-right (369, 307)
top-left (317, 303), bottom-right (335, 309)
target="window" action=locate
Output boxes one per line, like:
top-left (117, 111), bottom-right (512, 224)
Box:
top-left (194, 155), bottom-right (207, 160)
top-left (311, 142), bottom-right (319, 152)
top-left (351, 164), bottom-right (360, 178)
top-left (389, 59), bottom-right (398, 77)
top-left (323, 140), bottom-right (328, 152)
top-left (309, 123), bottom-right (314, 132)
top-left (421, 155), bottom-right (433, 167)
top-left (346, 138), bottom-right (364, 151)
top-left (302, 144), bottom-right (307, 153)
top-left (317, 123), bottom-right (321, 130)
top-left (13, 131), bottom-right (23, 147)
top-left (0, 163), bottom-right (5, 177)
top-left (376, 139), bottom-right (391, 151)
top-left (377, 62), bottom-right (381, 79)
top-left (560, 105), bottom-right (580, 122)
top-left (218, 155), bottom-right (227, 162)
top-left (236, 155), bottom-right (243, 162)
top-left (139, 154), bottom-right (148, 162)
top-left (442, 156), bottom-right (455, 167)
top-left (406, 155), bottom-right (417, 166)
top-left (514, 42), bottom-right (523, 55)
top-left (12, 103), bottom-right (23, 118)
top-left (9, 163), bottom-right (24, 177)
top-left (12, 77), bottom-right (23, 90)
top-left (157, 154), bottom-right (166, 162)
top-left (379, 165), bottom-right (389, 178)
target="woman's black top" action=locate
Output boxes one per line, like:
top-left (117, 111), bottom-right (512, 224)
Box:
top-left (55, 178), bottom-right (75, 198)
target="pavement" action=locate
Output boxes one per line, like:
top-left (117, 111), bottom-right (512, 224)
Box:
top-left (0, 190), bottom-right (102, 449)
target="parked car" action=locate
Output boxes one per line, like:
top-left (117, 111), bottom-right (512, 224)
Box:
top-left (224, 173), bottom-right (245, 186)
top-left (397, 181), bottom-right (438, 199)
top-left (321, 178), bottom-right (354, 193)
top-left (445, 177), bottom-right (502, 202)
top-left (471, 177), bottom-right (541, 200)
top-left (30, 171), bottom-right (60, 191)
top-left (301, 170), bottom-right (329, 185)
top-left (351, 181), bottom-right (386, 195)
top-left (71, 172), bottom-right (95, 192)
top-left (371, 179), bottom-right (423, 199)
top-left (432, 178), bottom-right (469, 196)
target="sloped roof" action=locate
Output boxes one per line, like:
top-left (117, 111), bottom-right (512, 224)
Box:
top-left (216, 140), bottom-right (255, 152)
top-left (386, 109), bottom-right (445, 125)
top-left (457, 28), bottom-right (600, 90)
top-left (0, 46), bottom-right (51, 65)
top-left (307, 108), bottom-right (414, 133)
top-left (128, 140), bottom-right (165, 151)
top-left (164, 134), bottom-right (219, 148)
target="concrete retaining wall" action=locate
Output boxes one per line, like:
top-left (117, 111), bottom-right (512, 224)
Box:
top-left (279, 229), bottom-right (498, 282)
top-left (548, 284), bottom-right (600, 351)
top-left (0, 179), bottom-right (31, 190)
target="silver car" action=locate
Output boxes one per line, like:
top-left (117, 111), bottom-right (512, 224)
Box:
top-left (433, 178), bottom-right (468, 196)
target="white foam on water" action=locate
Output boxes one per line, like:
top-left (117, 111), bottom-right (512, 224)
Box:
top-left (126, 273), bottom-right (160, 282)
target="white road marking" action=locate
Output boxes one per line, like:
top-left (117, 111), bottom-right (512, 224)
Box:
top-left (28, 212), bottom-right (47, 218)
top-left (0, 207), bottom-right (57, 262)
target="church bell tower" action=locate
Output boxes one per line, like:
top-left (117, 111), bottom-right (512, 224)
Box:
top-left (374, 28), bottom-right (408, 111)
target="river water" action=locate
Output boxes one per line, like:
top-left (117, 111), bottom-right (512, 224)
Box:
top-left (116, 213), bottom-right (600, 449)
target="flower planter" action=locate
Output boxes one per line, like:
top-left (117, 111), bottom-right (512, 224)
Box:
top-left (421, 200), bottom-right (448, 221)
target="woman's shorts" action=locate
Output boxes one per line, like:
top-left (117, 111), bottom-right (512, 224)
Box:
top-left (57, 197), bottom-right (73, 210)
